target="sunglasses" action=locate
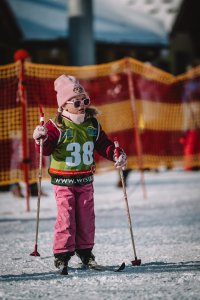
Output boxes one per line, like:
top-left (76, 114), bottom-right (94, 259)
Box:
top-left (67, 98), bottom-right (90, 108)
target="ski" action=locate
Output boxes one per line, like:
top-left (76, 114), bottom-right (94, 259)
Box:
top-left (69, 262), bottom-right (125, 273)
top-left (89, 262), bottom-right (125, 272)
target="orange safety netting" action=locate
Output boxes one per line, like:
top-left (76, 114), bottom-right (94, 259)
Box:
top-left (0, 57), bottom-right (200, 185)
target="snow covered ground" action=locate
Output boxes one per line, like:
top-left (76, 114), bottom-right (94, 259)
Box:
top-left (0, 169), bottom-right (200, 300)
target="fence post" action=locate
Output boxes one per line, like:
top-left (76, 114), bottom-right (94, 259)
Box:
top-left (125, 58), bottom-right (147, 199)
top-left (18, 60), bottom-right (30, 211)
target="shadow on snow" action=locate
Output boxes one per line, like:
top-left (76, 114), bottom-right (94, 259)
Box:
top-left (0, 261), bottom-right (200, 282)
top-left (125, 260), bottom-right (200, 274)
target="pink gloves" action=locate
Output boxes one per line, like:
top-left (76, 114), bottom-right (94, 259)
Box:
top-left (33, 125), bottom-right (48, 144)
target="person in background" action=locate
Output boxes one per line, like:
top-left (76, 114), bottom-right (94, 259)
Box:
top-left (180, 65), bottom-right (200, 171)
top-left (116, 168), bottom-right (132, 187)
top-left (33, 74), bottom-right (127, 274)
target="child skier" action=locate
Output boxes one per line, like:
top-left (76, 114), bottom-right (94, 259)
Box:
top-left (33, 75), bottom-right (127, 274)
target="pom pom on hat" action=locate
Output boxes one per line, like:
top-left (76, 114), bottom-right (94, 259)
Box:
top-left (54, 75), bottom-right (87, 108)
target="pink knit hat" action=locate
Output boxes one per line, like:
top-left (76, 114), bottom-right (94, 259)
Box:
top-left (54, 75), bottom-right (87, 108)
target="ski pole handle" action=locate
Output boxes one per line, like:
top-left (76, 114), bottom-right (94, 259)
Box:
top-left (114, 140), bottom-right (120, 159)
top-left (39, 104), bottom-right (44, 126)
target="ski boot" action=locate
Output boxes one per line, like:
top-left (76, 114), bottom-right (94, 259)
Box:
top-left (54, 252), bottom-right (72, 275)
top-left (76, 248), bottom-right (97, 268)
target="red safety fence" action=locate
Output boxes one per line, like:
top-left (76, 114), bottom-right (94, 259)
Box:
top-left (0, 57), bottom-right (200, 202)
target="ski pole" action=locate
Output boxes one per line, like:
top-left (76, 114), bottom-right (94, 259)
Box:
top-left (114, 140), bottom-right (141, 266)
top-left (30, 105), bottom-right (44, 257)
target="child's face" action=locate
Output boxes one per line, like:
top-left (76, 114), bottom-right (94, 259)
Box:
top-left (62, 94), bottom-right (90, 114)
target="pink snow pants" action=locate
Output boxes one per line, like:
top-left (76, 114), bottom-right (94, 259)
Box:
top-left (53, 183), bottom-right (95, 254)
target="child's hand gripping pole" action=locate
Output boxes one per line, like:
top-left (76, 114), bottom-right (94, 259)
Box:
top-left (114, 140), bottom-right (124, 178)
top-left (30, 105), bottom-right (45, 257)
top-left (114, 140), bottom-right (141, 266)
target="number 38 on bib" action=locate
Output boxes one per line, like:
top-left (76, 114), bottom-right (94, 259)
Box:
top-left (66, 141), bottom-right (94, 167)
